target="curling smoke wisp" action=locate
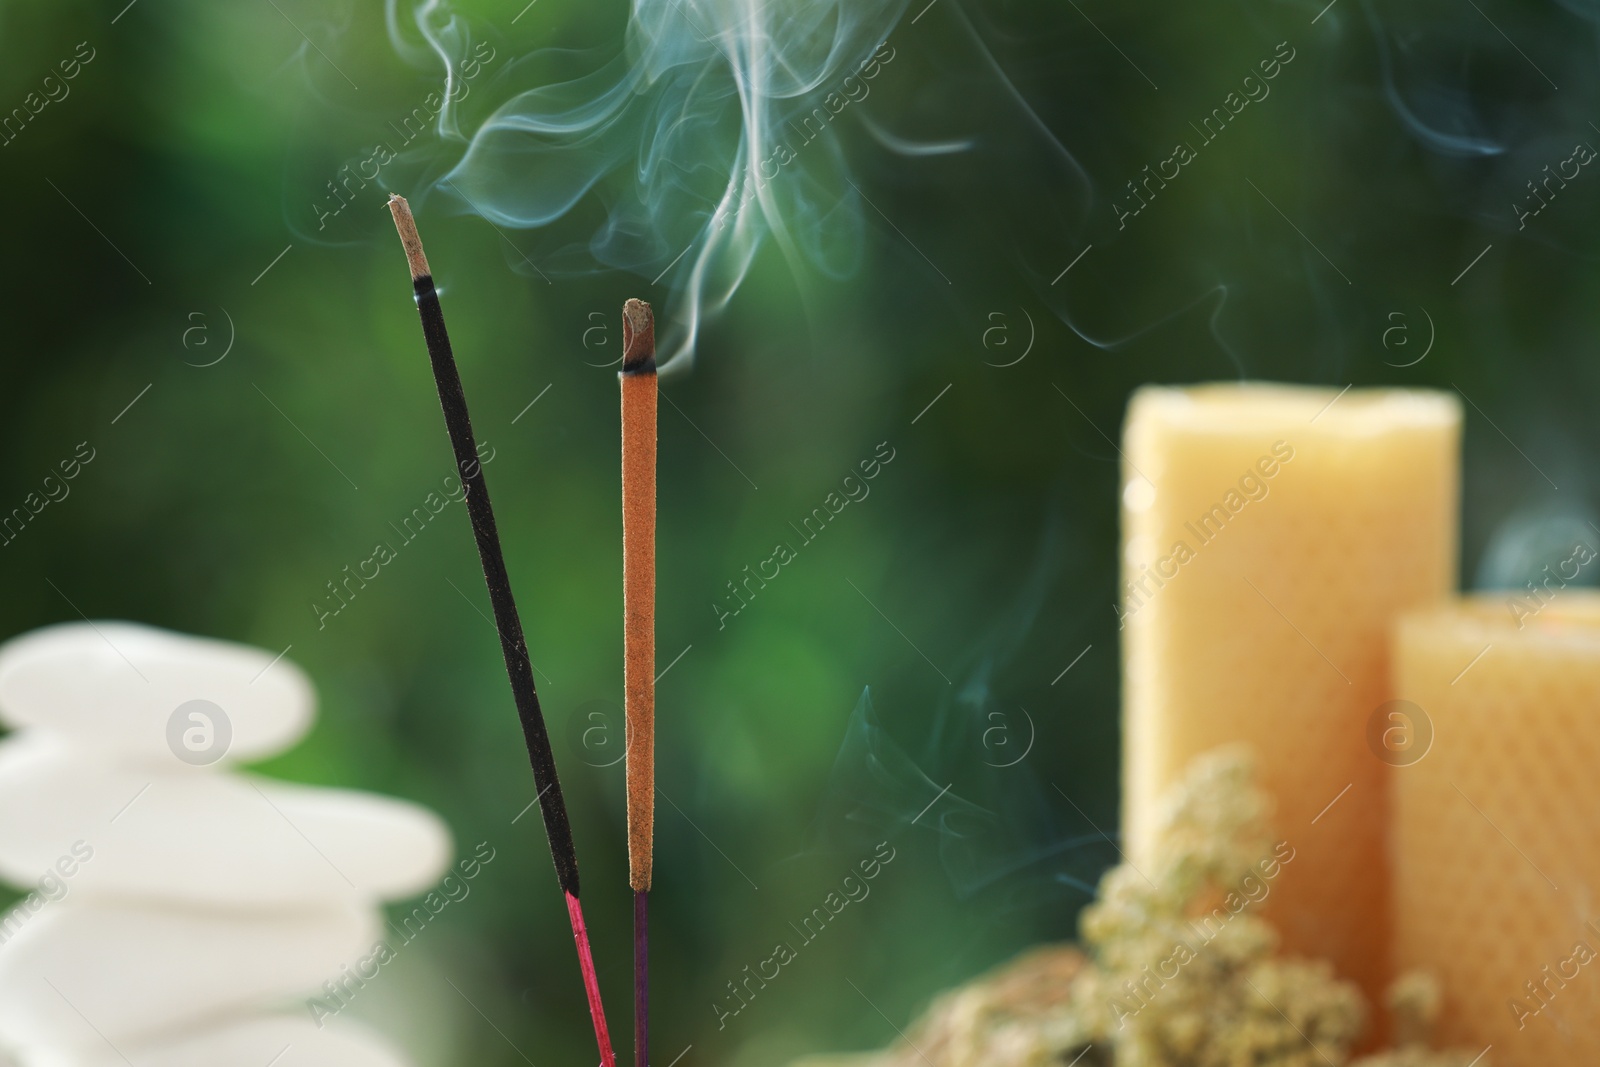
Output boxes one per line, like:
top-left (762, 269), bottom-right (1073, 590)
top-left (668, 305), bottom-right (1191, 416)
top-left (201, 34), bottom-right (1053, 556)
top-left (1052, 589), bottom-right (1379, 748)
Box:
top-left (389, 0), bottom-right (912, 371)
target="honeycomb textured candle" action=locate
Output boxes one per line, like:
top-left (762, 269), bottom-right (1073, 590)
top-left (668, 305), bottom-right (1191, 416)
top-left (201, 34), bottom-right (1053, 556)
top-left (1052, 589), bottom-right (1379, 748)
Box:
top-left (1121, 383), bottom-right (1460, 1009)
top-left (1393, 594), bottom-right (1600, 1063)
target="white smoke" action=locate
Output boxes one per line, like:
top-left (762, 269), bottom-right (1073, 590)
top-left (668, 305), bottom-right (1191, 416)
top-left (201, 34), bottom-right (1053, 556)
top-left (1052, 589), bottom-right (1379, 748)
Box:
top-left (389, 0), bottom-right (912, 371)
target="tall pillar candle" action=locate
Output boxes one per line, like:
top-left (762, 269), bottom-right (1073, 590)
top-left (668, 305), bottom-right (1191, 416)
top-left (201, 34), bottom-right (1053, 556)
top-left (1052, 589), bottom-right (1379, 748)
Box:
top-left (1393, 593), bottom-right (1600, 1063)
top-left (1120, 383), bottom-right (1460, 1009)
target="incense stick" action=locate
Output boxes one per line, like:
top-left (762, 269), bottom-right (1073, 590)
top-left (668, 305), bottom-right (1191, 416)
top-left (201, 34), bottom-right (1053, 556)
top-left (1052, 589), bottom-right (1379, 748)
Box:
top-left (385, 194), bottom-right (616, 1067)
top-left (620, 298), bottom-right (657, 1067)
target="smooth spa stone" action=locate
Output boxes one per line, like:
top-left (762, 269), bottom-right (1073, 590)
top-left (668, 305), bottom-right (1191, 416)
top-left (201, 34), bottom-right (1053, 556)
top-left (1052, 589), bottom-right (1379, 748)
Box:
top-left (0, 733), bottom-right (451, 906)
top-left (0, 900), bottom-right (377, 1060)
top-left (1119, 383), bottom-right (1461, 1015)
top-left (75, 1015), bottom-right (409, 1067)
top-left (0, 622), bottom-right (313, 763)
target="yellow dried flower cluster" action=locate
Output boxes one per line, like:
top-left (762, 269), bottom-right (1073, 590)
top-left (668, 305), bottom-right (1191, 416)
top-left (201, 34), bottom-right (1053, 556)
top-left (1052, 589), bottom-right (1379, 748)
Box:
top-left (803, 746), bottom-right (1485, 1067)
top-left (1349, 973), bottom-right (1479, 1067)
top-left (863, 945), bottom-right (1090, 1067)
top-left (1070, 745), bottom-right (1364, 1066)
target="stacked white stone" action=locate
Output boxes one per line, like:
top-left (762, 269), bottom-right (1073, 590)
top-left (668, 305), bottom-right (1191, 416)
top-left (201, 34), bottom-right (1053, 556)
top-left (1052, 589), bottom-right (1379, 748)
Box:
top-left (0, 623), bottom-right (452, 1067)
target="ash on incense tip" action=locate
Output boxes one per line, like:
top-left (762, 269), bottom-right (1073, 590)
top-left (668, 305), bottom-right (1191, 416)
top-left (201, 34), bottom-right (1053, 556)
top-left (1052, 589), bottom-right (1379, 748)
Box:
top-left (384, 194), bottom-right (431, 283)
top-left (622, 298), bottom-right (655, 374)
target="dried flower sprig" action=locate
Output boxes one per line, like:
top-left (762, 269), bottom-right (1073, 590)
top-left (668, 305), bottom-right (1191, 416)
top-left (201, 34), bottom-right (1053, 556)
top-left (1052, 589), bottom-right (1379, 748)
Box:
top-left (804, 747), bottom-right (1485, 1067)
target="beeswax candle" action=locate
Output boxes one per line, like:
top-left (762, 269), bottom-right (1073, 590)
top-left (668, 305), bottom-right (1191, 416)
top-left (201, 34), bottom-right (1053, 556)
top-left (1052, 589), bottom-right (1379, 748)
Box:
top-left (1121, 383), bottom-right (1460, 1008)
top-left (1393, 594), bottom-right (1600, 1063)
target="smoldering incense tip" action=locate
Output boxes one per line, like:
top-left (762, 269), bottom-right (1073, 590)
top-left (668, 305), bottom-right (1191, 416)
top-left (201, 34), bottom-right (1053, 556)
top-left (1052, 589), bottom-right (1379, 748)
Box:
top-left (386, 194), bottom-right (432, 282)
top-left (622, 298), bottom-right (656, 374)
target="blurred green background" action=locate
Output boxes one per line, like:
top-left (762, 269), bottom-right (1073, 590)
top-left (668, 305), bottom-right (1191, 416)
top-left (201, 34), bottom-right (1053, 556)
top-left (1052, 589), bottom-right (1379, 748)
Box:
top-left (0, 0), bottom-right (1596, 1063)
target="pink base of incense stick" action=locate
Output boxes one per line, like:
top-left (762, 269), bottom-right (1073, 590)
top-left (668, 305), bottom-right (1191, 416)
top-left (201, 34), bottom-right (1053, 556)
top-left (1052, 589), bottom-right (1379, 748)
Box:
top-left (566, 890), bottom-right (617, 1067)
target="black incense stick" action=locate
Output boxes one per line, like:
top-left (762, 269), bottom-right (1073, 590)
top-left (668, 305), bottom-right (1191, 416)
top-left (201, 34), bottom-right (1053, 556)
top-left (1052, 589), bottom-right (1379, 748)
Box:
top-left (386, 194), bottom-right (615, 1067)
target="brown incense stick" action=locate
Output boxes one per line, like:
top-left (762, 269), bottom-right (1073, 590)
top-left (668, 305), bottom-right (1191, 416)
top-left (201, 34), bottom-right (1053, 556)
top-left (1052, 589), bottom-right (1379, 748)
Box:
top-left (385, 194), bottom-right (616, 1067)
top-left (620, 298), bottom-right (657, 1067)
